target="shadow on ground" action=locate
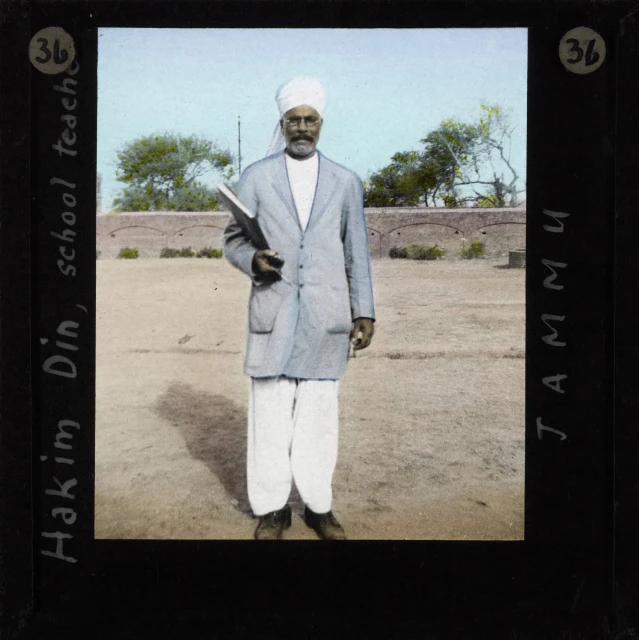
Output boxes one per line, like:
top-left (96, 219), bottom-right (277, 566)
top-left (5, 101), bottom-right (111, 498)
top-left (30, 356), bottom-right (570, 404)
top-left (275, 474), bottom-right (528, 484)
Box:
top-left (156, 381), bottom-right (310, 518)
top-left (156, 382), bottom-right (251, 514)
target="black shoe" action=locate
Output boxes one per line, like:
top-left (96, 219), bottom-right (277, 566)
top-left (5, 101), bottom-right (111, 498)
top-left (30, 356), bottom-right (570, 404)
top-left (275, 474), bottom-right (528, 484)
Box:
top-left (304, 507), bottom-right (346, 540)
top-left (254, 505), bottom-right (292, 540)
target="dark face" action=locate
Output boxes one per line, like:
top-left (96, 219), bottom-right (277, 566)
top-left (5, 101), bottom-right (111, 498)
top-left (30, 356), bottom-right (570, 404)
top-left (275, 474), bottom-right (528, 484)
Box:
top-left (281, 105), bottom-right (323, 159)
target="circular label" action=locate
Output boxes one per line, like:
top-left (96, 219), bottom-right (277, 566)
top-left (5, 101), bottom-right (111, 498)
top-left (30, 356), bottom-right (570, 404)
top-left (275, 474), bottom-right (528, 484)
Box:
top-left (29, 27), bottom-right (75, 75)
top-left (559, 27), bottom-right (606, 74)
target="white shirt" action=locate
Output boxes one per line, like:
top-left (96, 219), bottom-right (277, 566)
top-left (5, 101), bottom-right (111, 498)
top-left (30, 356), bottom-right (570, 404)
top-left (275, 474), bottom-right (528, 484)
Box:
top-left (285, 152), bottom-right (319, 232)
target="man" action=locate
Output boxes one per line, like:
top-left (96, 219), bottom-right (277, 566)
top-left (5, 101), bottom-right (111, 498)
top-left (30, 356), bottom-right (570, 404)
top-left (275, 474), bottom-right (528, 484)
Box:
top-left (223, 77), bottom-right (375, 540)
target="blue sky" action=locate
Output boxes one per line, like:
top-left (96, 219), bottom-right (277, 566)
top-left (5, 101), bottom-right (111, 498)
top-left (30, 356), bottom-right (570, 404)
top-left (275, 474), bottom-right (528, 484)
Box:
top-left (97, 28), bottom-right (527, 210)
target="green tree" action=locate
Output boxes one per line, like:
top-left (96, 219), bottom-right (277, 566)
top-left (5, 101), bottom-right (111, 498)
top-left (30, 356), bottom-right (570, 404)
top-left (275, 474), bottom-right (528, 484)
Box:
top-left (365, 151), bottom-right (438, 207)
top-left (445, 105), bottom-right (522, 207)
top-left (420, 117), bottom-right (481, 207)
top-left (112, 134), bottom-right (234, 212)
top-left (365, 104), bottom-right (524, 208)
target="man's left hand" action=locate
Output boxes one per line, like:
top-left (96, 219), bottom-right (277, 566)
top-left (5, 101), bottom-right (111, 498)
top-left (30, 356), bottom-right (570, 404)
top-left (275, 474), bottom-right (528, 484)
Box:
top-left (351, 318), bottom-right (375, 351)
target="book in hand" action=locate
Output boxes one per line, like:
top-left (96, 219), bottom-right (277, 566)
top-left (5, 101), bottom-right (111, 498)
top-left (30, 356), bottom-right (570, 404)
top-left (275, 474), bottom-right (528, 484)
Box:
top-left (217, 182), bottom-right (290, 284)
top-left (217, 181), bottom-right (269, 251)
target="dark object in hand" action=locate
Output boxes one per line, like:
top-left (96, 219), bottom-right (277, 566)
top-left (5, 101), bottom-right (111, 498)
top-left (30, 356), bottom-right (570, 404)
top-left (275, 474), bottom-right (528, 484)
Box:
top-left (266, 252), bottom-right (284, 269)
top-left (252, 249), bottom-right (285, 282)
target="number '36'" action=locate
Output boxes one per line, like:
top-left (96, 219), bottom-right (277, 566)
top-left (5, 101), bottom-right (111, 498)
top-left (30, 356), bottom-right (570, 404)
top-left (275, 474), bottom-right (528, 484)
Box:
top-left (35, 37), bottom-right (69, 65)
top-left (565, 38), bottom-right (600, 67)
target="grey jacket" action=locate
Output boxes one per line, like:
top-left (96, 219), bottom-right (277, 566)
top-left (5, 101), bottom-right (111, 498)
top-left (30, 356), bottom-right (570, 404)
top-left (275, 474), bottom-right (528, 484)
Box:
top-left (223, 150), bottom-right (375, 380)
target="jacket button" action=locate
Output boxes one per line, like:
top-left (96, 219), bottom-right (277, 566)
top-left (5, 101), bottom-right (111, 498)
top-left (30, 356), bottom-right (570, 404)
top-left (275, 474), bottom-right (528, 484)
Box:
top-left (299, 265), bottom-right (304, 269)
top-left (300, 245), bottom-right (304, 249)
top-left (299, 284), bottom-right (304, 288)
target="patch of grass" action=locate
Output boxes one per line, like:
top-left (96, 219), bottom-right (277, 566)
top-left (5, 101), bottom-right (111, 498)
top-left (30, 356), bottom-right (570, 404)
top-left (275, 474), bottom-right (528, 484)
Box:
top-left (117, 247), bottom-right (139, 259)
top-left (409, 244), bottom-right (445, 260)
top-left (459, 239), bottom-right (485, 259)
top-left (160, 247), bottom-right (197, 258)
top-left (197, 247), bottom-right (223, 259)
top-left (389, 244), bottom-right (445, 260)
top-left (389, 246), bottom-right (409, 259)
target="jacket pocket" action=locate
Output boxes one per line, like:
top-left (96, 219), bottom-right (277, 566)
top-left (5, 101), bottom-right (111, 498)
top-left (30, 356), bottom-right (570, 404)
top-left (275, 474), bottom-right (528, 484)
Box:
top-left (326, 285), bottom-right (353, 334)
top-left (248, 284), bottom-right (282, 334)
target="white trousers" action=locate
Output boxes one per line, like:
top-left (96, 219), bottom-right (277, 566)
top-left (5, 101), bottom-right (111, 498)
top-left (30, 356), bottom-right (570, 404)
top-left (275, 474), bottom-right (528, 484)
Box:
top-left (247, 376), bottom-right (339, 516)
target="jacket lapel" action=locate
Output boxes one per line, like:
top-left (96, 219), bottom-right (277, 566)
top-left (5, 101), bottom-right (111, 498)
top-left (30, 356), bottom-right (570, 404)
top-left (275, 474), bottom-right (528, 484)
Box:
top-left (306, 152), bottom-right (339, 232)
top-left (271, 152), bottom-right (302, 231)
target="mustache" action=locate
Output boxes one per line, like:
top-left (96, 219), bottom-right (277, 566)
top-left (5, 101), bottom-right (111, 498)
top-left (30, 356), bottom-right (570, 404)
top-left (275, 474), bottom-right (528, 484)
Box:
top-left (292, 135), bottom-right (313, 142)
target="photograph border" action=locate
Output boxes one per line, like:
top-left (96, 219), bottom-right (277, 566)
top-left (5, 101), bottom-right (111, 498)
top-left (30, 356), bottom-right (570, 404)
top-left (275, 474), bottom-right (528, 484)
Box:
top-left (612, 6), bottom-right (639, 636)
top-left (0, 0), bottom-right (630, 636)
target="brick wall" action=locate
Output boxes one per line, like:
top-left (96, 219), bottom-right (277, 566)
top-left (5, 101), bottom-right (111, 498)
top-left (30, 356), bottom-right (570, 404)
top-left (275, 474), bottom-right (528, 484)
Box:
top-left (96, 207), bottom-right (526, 259)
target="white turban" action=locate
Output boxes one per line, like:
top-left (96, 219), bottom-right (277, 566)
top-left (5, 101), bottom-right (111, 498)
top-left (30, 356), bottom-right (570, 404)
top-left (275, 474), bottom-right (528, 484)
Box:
top-left (266, 76), bottom-right (326, 157)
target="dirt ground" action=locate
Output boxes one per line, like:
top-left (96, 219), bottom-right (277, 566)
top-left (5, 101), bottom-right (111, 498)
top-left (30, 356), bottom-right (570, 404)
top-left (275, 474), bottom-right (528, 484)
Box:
top-left (95, 257), bottom-right (525, 540)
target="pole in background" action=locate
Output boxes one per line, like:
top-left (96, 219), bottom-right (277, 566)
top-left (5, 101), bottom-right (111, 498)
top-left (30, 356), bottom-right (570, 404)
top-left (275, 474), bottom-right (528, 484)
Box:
top-left (238, 115), bottom-right (242, 175)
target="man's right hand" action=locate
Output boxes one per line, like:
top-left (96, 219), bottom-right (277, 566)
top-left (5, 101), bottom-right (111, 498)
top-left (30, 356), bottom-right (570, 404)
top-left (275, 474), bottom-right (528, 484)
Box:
top-left (252, 250), bottom-right (285, 279)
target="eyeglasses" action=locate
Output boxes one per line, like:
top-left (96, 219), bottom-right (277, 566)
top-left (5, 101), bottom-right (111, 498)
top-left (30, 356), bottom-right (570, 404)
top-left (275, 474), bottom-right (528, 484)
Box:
top-left (283, 116), bottom-right (320, 128)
